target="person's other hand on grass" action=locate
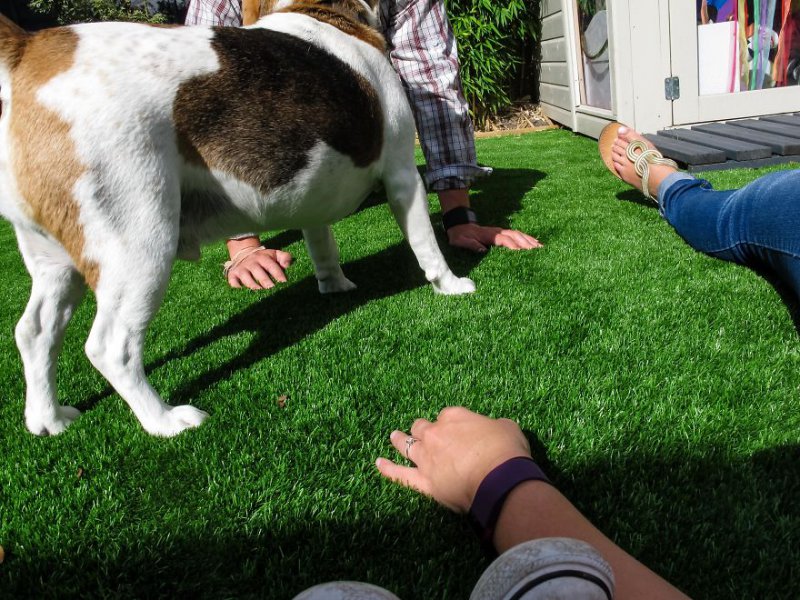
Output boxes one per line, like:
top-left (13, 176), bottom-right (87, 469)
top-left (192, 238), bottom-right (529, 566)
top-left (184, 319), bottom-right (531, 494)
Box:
top-left (377, 407), bottom-right (690, 599)
top-left (376, 406), bottom-right (531, 512)
top-left (224, 237), bottom-right (293, 290)
top-left (439, 189), bottom-right (542, 253)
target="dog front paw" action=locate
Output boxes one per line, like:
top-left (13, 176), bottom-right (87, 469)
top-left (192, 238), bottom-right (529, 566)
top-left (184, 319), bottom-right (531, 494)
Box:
top-left (26, 405), bottom-right (81, 436)
top-left (432, 273), bottom-right (476, 296)
top-left (143, 405), bottom-right (209, 437)
top-left (318, 276), bottom-right (357, 294)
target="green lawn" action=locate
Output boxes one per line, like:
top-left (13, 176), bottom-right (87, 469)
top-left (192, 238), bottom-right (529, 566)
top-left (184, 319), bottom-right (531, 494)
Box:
top-left (1, 129), bottom-right (798, 599)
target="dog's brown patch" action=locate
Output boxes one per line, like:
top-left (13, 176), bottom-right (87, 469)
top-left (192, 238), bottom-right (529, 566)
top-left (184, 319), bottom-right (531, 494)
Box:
top-left (175, 27), bottom-right (383, 194)
top-left (10, 27), bottom-right (100, 288)
top-left (281, 2), bottom-right (385, 51)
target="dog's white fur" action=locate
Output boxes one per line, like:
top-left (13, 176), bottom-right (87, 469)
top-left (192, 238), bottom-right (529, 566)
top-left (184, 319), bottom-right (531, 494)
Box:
top-left (0, 6), bottom-right (474, 437)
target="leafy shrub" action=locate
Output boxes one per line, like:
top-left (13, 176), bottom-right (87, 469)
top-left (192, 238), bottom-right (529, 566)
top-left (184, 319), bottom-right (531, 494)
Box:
top-left (449, 0), bottom-right (540, 129)
top-left (25, 0), bottom-right (179, 25)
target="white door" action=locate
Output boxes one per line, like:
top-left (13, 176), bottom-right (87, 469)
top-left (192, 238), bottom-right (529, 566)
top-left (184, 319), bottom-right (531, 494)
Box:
top-left (670, 1), bottom-right (800, 126)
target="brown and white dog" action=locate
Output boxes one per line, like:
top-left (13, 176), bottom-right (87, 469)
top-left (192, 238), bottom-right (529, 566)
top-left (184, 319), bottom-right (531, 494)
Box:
top-left (0, 0), bottom-right (474, 437)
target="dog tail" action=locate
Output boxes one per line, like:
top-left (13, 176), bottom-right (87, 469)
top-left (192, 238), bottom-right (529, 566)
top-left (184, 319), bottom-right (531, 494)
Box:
top-left (0, 13), bottom-right (28, 71)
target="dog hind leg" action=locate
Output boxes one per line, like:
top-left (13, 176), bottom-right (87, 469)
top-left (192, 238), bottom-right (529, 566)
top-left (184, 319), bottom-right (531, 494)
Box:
top-left (14, 227), bottom-right (87, 435)
top-left (302, 225), bottom-right (357, 294)
top-left (84, 239), bottom-right (208, 437)
top-left (384, 170), bottom-right (475, 295)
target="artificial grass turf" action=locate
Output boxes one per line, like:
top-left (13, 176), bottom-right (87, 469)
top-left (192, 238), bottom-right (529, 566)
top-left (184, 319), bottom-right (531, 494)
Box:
top-left (0, 129), bottom-right (798, 599)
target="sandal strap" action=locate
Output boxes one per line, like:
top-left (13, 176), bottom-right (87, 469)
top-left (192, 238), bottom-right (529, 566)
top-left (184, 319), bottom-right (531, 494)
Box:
top-left (625, 140), bottom-right (678, 200)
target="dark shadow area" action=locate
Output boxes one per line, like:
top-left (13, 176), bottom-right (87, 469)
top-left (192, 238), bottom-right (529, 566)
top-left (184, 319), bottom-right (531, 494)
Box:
top-left (0, 0), bottom-right (58, 30)
top-left (751, 268), bottom-right (800, 336)
top-left (2, 445), bottom-right (797, 599)
top-left (616, 189), bottom-right (800, 335)
top-left (523, 428), bottom-right (554, 475)
top-left (77, 168), bottom-right (545, 410)
top-left (615, 189), bottom-right (657, 209)
top-left (258, 228), bottom-right (303, 250)
top-left (470, 168), bottom-right (546, 231)
top-left (558, 444), bottom-right (800, 600)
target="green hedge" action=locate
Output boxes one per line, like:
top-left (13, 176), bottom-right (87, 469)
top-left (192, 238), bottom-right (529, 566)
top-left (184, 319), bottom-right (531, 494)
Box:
top-left (17, 0), bottom-right (175, 26)
top-left (449, 0), bottom-right (540, 128)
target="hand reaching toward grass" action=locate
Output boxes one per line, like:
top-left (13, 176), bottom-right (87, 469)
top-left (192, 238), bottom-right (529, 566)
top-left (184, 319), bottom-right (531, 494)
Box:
top-left (375, 406), bottom-right (532, 512)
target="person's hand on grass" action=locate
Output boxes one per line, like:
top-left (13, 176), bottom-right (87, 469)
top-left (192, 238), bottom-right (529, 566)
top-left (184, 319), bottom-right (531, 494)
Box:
top-left (438, 189), bottom-right (542, 252)
top-left (446, 223), bottom-right (543, 252)
top-left (225, 236), bottom-right (293, 290)
top-left (376, 406), bottom-right (532, 513)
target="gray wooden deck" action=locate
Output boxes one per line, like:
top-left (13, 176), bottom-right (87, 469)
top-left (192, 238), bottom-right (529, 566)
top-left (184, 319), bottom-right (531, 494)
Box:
top-left (649, 114), bottom-right (800, 172)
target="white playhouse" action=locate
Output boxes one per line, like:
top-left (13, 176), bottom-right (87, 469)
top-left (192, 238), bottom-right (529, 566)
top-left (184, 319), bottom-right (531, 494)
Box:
top-left (540, 0), bottom-right (800, 169)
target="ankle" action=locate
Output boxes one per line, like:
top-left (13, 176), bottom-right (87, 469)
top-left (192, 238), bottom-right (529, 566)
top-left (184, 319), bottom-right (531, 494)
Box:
top-left (647, 164), bottom-right (680, 199)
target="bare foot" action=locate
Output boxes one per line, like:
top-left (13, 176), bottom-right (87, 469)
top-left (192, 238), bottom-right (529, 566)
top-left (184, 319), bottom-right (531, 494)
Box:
top-left (610, 127), bottom-right (679, 199)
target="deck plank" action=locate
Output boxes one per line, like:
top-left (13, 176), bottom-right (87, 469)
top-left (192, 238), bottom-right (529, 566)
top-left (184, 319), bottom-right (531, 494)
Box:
top-left (692, 123), bottom-right (800, 155)
top-left (655, 129), bottom-right (772, 161)
top-left (726, 119), bottom-right (800, 139)
top-left (624, 114), bottom-right (800, 171)
top-left (758, 114), bottom-right (800, 128)
top-left (688, 155), bottom-right (800, 173)
top-left (643, 134), bottom-right (726, 165)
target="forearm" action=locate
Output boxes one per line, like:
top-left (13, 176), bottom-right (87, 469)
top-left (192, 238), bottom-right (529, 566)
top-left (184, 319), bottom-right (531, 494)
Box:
top-left (226, 235), bottom-right (261, 257)
top-left (438, 189), bottom-right (470, 212)
top-left (494, 481), bottom-right (691, 600)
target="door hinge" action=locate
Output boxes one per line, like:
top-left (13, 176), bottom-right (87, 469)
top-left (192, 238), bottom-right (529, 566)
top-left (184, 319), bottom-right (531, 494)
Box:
top-left (665, 77), bottom-right (680, 100)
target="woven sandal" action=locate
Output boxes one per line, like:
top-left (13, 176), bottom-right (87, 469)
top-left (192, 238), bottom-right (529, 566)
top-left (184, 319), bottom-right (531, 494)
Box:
top-left (598, 122), bottom-right (678, 201)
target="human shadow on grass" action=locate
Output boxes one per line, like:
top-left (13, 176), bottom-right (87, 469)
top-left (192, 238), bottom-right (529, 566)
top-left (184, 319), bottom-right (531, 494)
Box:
top-left (557, 444), bottom-right (800, 599)
top-left (2, 444), bottom-right (797, 599)
top-left (75, 168), bottom-right (545, 411)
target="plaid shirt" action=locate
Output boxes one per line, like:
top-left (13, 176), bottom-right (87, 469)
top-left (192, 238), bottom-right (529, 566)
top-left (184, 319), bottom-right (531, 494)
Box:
top-left (184, 0), bottom-right (489, 191)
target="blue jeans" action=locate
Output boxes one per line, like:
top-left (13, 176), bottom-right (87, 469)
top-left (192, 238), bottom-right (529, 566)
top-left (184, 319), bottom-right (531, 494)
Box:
top-left (658, 170), bottom-right (800, 300)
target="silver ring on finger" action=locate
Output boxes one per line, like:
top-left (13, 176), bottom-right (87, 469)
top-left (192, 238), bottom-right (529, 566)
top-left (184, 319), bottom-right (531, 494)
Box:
top-left (405, 436), bottom-right (419, 459)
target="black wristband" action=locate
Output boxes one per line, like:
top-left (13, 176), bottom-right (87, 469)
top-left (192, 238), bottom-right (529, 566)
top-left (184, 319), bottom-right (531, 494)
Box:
top-left (468, 456), bottom-right (550, 555)
top-left (441, 206), bottom-right (478, 232)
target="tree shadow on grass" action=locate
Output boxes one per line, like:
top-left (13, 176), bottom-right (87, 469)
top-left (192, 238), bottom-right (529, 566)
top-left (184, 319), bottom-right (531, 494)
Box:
top-left (2, 444), bottom-right (797, 599)
top-left (77, 168), bottom-right (545, 410)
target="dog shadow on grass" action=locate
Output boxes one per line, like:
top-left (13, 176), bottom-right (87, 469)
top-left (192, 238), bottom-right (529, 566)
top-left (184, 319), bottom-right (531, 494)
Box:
top-left (122, 167), bottom-right (545, 406)
top-left (4, 443), bottom-right (798, 598)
